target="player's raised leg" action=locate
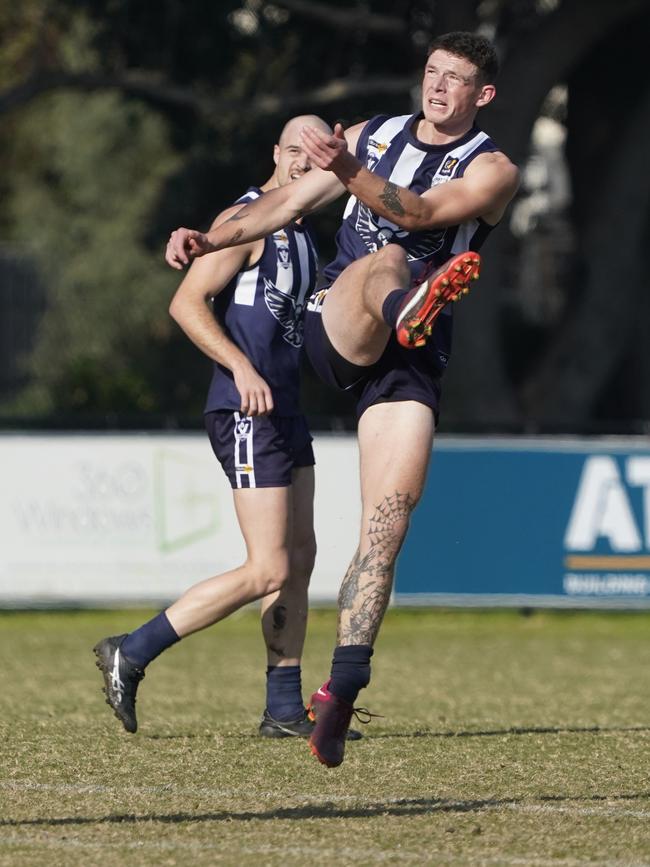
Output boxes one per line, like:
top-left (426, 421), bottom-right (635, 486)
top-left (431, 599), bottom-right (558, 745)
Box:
top-left (321, 245), bottom-right (480, 365)
top-left (321, 244), bottom-right (411, 367)
top-left (309, 400), bottom-right (435, 766)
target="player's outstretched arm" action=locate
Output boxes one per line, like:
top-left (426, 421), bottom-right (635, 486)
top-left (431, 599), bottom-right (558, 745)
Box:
top-left (169, 207), bottom-right (274, 416)
top-left (165, 167), bottom-right (345, 270)
top-left (300, 123), bottom-right (519, 229)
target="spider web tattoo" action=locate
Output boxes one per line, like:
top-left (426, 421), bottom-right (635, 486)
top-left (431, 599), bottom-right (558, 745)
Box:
top-left (338, 492), bottom-right (415, 645)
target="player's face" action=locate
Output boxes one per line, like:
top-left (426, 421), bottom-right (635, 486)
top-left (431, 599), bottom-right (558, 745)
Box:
top-left (422, 50), bottom-right (495, 129)
top-left (273, 137), bottom-right (312, 187)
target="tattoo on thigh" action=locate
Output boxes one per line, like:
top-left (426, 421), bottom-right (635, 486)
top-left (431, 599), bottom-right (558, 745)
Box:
top-left (379, 181), bottom-right (406, 217)
top-left (338, 491), bottom-right (416, 645)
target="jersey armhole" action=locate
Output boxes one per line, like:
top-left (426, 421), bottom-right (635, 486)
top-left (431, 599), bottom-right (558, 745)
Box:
top-left (236, 236), bottom-right (267, 272)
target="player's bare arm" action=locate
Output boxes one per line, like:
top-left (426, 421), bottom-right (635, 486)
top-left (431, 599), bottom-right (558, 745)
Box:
top-left (169, 206), bottom-right (274, 416)
top-left (300, 123), bottom-right (519, 230)
top-left (165, 167), bottom-right (346, 271)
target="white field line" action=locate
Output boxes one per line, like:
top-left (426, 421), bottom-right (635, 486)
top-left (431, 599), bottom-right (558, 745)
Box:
top-left (0, 834), bottom-right (647, 867)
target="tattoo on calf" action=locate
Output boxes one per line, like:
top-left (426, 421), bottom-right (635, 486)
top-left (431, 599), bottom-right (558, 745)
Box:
top-left (338, 491), bottom-right (416, 645)
top-left (272, 604), bottom-right (287, 631)
top-left (379, 181), bottom-right (406, 217)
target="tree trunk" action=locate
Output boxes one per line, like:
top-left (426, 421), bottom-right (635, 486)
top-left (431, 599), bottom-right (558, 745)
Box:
top-left (445, 0), bottom-right (648, 429)
top-left (521, 84), bottom-right (650, 425)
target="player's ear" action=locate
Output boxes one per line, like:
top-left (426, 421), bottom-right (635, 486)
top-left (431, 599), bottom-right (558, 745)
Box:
top-left (273, 144), bottom-right (280, 166)
top-left (476, 84), bottom-right (496, 108)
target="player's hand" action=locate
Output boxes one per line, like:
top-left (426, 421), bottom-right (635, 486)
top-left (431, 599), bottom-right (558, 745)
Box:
top-left (165, 228), bottom-right (215, 270)
top-left (233, 367), bottom-right (274, 417)
top-left (300, 122), bottom-right (349, 172)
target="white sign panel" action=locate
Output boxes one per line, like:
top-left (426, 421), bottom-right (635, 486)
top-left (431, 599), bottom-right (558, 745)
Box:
top-left (0, 433), bottom-right (359, 605)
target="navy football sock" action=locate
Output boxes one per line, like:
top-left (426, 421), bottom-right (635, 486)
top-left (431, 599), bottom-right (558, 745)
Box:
top-left (329, 644), bottom-right (373, 705)
top-left (266, 665), bottom-right (304, 721)
top-left (120, 611), bottom-right (180, 669)
top-left (381, 289), bottom-right (409, 328)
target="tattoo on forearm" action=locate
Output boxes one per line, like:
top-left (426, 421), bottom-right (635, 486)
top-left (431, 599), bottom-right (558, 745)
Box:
top-left (228, 228), bottom-right (244, 244)
top-left (379, 181), bottom-right (406, 217)
top-left (338, 491), bottom-right (416, 645)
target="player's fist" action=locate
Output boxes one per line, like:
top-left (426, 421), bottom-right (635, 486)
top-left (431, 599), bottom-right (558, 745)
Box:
top-left (299, 122), bottom-right (348, 172)
top-left (165, 228), bottom-right (215, 270)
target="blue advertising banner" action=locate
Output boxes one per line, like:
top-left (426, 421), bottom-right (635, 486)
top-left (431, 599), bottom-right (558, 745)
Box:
top-left (395, 437), bottom-right (650, 608)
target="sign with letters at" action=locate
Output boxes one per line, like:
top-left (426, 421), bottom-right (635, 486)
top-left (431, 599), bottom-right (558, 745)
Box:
top-left (396, 438), bottom-right (650, 608)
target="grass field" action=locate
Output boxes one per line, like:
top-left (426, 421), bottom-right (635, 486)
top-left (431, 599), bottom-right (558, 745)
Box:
top-left (2, 608), bottom-right (650, 866)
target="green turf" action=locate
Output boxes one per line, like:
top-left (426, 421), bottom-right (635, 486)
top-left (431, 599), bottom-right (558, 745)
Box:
top-left (2, 608), bottom-right (650, 866)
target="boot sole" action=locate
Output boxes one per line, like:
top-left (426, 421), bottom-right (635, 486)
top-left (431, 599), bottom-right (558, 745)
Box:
top-left (396, 252), bottom-right (481, 348)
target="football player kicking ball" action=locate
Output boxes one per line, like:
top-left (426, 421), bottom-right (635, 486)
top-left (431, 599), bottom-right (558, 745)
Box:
top-left (94, 115), bottom-right (361, 744)
top-left (166, 32), bottom-right (519, 767)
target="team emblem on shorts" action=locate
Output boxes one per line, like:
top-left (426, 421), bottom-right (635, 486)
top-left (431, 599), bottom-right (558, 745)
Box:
top-left (235, 417), bottom-right (253, 439)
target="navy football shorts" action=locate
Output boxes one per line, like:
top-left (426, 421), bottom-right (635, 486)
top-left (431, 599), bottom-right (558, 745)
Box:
top-left (205, 410), bottom-right (315, 489)
top-left (304, 305), bottom-right (442, 422)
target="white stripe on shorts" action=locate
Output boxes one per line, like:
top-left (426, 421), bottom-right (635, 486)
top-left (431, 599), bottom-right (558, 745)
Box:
top-left (233, 412), bottom-right (256, 488)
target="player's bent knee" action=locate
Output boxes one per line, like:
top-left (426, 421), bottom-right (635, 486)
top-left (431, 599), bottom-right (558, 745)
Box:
top-left (248, 558), bottom-right (291, 597)
top-left (374, 243), bottom-right (408, 270)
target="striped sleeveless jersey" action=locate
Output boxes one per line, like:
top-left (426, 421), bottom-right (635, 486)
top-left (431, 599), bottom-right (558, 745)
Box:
top-left (315, 114), bottom-right (501, 373)
top-left (205, 187), bottom-right (319, 415)
top-left (322, 113), bottom-right (500, 289)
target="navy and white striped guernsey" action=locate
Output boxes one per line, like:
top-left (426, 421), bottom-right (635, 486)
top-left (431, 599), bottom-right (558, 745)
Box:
top-left (322, 113), bottom-right (500, 289)
top-left (205, 186), bottom-right (319, 416)
top-left (313, 113), bottom-right (501, 374)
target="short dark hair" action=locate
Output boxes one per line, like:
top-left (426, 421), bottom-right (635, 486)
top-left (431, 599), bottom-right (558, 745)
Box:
top-left (427, 32), bottom-right (499, 84)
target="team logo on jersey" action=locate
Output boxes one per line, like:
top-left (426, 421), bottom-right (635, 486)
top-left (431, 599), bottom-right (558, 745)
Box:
top-left (273, 233), bottom-right (291, 269)
top-left (263, 277), bottom-right (304, 347)
top-left (368, 138), bottom-right (388, 154)
top-left (366, 138), bottom-right (389, 171)
top-left (354, 203), bottom-right (445, 263)
top-left (439, 156), bottom-right (459, 177)
top-left (306, 287), bottom-right (328, 314)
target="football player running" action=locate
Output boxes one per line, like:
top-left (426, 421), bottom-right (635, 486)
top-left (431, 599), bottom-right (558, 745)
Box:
top-left (95, 115), bottom-right (361, 744)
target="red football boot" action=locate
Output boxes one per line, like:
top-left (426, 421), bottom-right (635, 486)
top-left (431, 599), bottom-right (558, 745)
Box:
top-left (308, 681), bottom-right (355, 768)
top-left (307, 680), bottom-right (374, 767)
top-left (395, 252), bottom-right (481, 348)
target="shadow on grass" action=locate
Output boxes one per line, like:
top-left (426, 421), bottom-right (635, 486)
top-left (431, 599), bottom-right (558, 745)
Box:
top-left (146, 724), bottom-right (650, 741)
top-left (3, 790), bottom-right (650, 827)
top-left (369, 724), bottom-right (650, 739)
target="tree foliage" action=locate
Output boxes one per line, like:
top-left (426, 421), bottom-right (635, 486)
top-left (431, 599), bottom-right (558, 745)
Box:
top-left (0, 0), bottom-right (648, 431)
